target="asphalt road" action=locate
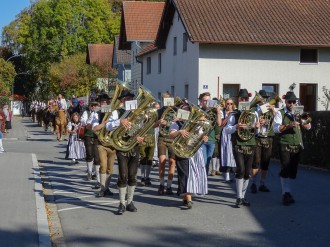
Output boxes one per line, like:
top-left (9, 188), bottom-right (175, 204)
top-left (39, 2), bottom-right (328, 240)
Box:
top-left (2, 117), bottom-right (330, 247)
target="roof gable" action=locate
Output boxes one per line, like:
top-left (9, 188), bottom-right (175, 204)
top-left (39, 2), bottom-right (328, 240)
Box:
top-left (157, 0), bottom-right (330, 47)
top-left (114, 36), bottom-right (131, 65)
top-left (119, 1), bottom-right (165, 49)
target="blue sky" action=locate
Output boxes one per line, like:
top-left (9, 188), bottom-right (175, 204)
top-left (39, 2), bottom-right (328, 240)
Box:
top-left (0, 0), bottom-right (31, 43)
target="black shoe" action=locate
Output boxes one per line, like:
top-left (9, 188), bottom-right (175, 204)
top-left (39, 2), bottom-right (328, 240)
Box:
top-left (158, 185), bottom-right (165, 195)
top-left (140, 178), bottom-right (146, 186)
top-left (145, 178), bottom-right (152, 186)
top-left (93, 182), bottom-right (101, 189)
top-left (287, 192), bottom-right (295, 204)
top-left (259, 184), bottom-right (270, 192)
top-left (224, 179), bottom-right (233, 183)
top-left (236, 198), bottom-right (243, 208)
top-left (117, 203), bottom-right (126, 215)
top-left (282, 192), bottom-right (292, 206)
top-left (166, 187), bottom-right (174, 195)
top-left (96, 190), bottom-right (105, 197)
top-left (183, 199), bottom-right (188, 206)
top-left (87, 173), bottom-right (92, 181)
top-left (91, 174), bottom-right (97, 180)
top-left (250, 183), bottom-right (257, 193)
top-left (104, 188), bottom-right (114, 196)
top-left (126, 202), bottom-right (137, 212)
top-left (242, 198), bottom-right (251, 207)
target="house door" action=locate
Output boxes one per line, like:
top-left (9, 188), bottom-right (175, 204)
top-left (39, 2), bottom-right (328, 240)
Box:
top-left (223, 84), bottom-right (240, 104)
top-left (299, 83), bottom-right (317, 111)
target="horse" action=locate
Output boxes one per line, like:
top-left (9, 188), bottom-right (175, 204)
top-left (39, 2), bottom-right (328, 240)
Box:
top-left (55, 107), bottom-right (67, 141)
top-left (43, 107), bottom-right (56, 133)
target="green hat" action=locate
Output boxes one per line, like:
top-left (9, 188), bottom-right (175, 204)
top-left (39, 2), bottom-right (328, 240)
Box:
top-left (284, 91), bottom-right (298, 100)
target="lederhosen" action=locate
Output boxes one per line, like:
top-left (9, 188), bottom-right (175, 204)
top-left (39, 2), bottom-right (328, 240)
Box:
top-left (84, 110), bottom-right (100, 165)
top-left (139, 127), bottom-right (155, 166)
top-left (231, 110), bottom-right (256, 180)
top-left (278, 109), bottom-right (302, 179)
top-left (253, 108), bottom-right (274, 171)
top-left (157, 107), bottom-right (175, 159)
top-left (116, 108), bottom-right (140, 188)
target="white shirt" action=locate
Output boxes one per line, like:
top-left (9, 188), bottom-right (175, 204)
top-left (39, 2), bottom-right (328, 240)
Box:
top-left (81, 110), bottom-right (97, 126)
top-left (105, 110), bottom-right (121, 131)
top-left (60, 98), bottom-right (67, 110)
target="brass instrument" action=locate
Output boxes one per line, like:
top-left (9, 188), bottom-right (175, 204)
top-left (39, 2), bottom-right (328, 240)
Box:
top-left (109, 85), bottom-right (158, 151)
top-left (159, 96), bottom-right (184, 138)
top-left (172, 104), bottom-right (215, 158)
top-left (292, 107), bottom-right (312, 149)
top-left (259, 93), bottom-right (282, 137)
top-left (237, 91), bottom-right (262, 141)
top-left (95, 81), bottom-right (128, 147)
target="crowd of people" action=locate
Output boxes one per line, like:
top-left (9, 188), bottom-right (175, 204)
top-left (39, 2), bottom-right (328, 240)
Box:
top-left (28, 86), bottom-right (311, 214)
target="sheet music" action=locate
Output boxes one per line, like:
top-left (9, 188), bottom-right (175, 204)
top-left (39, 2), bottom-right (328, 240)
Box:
top-left (177, 109), bottom-right (190, 120)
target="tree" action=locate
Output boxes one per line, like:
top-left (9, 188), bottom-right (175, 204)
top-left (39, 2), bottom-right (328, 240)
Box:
top-left (2, 0), bottom-right (121, 98)
top-left (49, 53), bottom-right (102, 98)
top-left (0, 58), bottom-right (17, 97)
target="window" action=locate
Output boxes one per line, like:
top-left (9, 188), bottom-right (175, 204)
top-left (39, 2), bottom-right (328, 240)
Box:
top-left (173, 37), bottom-right (177, 55)
top-left (262, 84), bottom-right (279, 99)
top-left (184, 84), bottom-right (189, 99)
top-left (158, 53), bottom-right (162, 74)
top-left (223, 84), bottom-right (240, 104)
top-left (171, 85), bottom-right (175, 96)
top-left (300, 49), bottom-right (318, 63)
top-left (183, 33), bottom-right (188, 52)
top-left (147, 57), bottom-right (151, 74)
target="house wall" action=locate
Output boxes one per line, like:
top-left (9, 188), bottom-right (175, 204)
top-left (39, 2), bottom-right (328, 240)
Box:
top-left (117, 64), bottom-right (131, 83)
top-left (199, 44), bottom-right (330, 110)
top-left (142, 10), bottom-right (199, 103)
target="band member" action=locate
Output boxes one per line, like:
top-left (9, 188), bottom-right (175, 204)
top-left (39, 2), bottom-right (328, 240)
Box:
top-left (225, 89), bottom-right (260, 208)
top-left (92, 94), bottom-right (116, 197)
top-left (81, 101), bottom-right (101, 187)
top-left (66, 113), bottom-right (86, 165)
top-left (139, 103), bottom-right (159, 186)
top-left (273, 91), bottom-right (311, 206)
top-left (153, 92), bottom-right (176, 195)
top-left (220, 98), bottom-right (237, 183)
top-left (104, 89), bottom-right (143, 215)
top-left (169, 103), bottom-right (208, 209)
top-left (198, 92), bottom-right (215, 176)
top-left (250, 90), bottom-right (276, 193)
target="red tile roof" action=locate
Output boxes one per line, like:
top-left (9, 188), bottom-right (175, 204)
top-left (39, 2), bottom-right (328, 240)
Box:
top-left (123, 1), bottom-right (165, 41)
top-left (87, 44), bottom-right (114, 68)
top-left (167, 0), bottom-right (330, 47)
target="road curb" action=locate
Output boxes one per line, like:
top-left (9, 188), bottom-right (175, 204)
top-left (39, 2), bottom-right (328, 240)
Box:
top-left (32, 153), bottom-right (52, 247)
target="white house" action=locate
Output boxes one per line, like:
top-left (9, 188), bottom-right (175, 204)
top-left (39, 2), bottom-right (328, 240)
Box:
top-left (113, 35), bottom-right (131, 84)
top-left (137, 0), bottom-right (330, 111)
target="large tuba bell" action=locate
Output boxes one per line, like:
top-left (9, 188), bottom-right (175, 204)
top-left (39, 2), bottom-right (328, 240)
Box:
top-left (109, 85), bottom-right (158, 151)
top-left (259, 93), bottom-right (282, 137)
top-left (237, 91), bottom-right (261, 141)
top-left (159, 96), bottom-right (184, 138)
top-left (95, 81), bottom-right (129, 147)
top-left (172, 104), bottom-right (215, 158)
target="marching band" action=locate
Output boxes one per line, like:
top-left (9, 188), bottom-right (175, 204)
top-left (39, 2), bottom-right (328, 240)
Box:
top-left (28, 83), bottom-right (312, 212)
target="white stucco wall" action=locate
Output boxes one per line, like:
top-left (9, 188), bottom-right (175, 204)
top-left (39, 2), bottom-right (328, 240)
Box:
top-left (142, 10), bottom-right (199, 103)
top-left (199, 44), bottom-right (330, 110)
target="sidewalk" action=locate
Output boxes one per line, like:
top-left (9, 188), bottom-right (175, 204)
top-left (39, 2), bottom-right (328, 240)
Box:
top-left (0, 117), bottom-right (51, 247)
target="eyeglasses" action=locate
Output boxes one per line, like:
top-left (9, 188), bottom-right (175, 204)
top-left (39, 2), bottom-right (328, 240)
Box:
top-left (226, 103), bottom-right (233, 105)
top-left (287, 100), bottom-right (296, 104)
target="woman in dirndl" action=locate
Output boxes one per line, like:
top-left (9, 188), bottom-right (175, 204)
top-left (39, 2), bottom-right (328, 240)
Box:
top-left (66, 112), bottom-right (86, 165)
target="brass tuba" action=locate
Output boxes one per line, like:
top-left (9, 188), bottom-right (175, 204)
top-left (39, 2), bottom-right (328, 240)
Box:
top-left (259, 93), bottom-right (282, 137)
top-left (159, 96), bottom-right (184, 138)
top-left (95, 81), bottom-right (129, 147)
top-left (172, 104), bottom-right (215, 158)
top-left (237, 92), bottom-right (262, 141)
top-left (109, 85), bottom-right (158, 151)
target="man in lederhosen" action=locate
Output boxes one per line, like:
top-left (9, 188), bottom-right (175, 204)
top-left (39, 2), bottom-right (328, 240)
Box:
top-left (104, 89), bottom-right (144, 215)
top-left (81, 100), bottom-right (101, 188)
top-left (92, 94), bottom-right (116, 197)
top-left (250, 90), bottom-right (276, 193)
top-left (273, 91), bottom-right (311, 206)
